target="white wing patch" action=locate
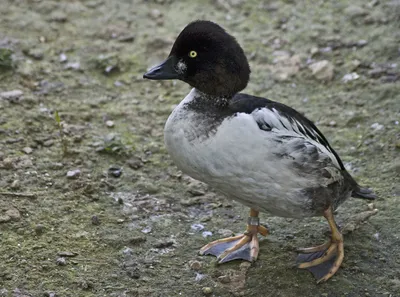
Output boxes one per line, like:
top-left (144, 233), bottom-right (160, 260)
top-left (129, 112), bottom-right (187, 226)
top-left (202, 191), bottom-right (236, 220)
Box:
top-left (252, 107), bottom-right (341, 169)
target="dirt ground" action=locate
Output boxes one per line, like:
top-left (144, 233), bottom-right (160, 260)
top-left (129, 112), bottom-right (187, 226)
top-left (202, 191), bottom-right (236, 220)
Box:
top-left (0, 0), bottom-right (399, 296)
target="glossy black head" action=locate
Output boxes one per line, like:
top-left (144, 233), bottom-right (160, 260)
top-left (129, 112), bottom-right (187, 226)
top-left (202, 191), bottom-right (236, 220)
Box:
top-left (143, 20), bottom-right (250, 97)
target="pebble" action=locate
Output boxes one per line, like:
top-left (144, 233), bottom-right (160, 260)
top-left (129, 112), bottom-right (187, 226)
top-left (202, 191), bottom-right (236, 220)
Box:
top-left (344, 5), bottom-right (368, 18)
top-left (189, 260), bottom-right (202, 271)
top-left (108, 165), bottom-right (122, 177)
top-left (66, 169), bottom-right (81, 179)
top-left (56, 257), bottom-right (67, 266)
top-left (370, 123), bottom-right (384, 131)
top-left (342, 72), bottom-right (360, 83)
top-left (35, 224), bottom-right (45, 235)
top-left (0, 90), bottom-right (23, 101)
top-left (218, 275), bottom-right (231, 284)
top-left (127, 157), bottom-right (143, 169)
top-left (22, 147), bottom-right (33, 154)
top-left (309, 60), bottom-right (334, 81)
top-left (106, 120), bottom-right (114, 128)
top-left (191, 223), bottom-right (205, 231)
top-left (218, 229), bottom-right (234, 237)
top-left (6, 207), bottom-right (21, 221)
top-left (50, 11), bottom-right (68, 22)
top-left (59, 53), bottom-right (67, 63)
top-left (91, 215), bottom-right (101, 225)
top-left (153, 239), bottom-right (174, 248)
top-left (202, 287), bottom-right (213, 295)
top-left (64, 62), bottom-right (80, 70)
top-left (202, 231), bottom-right (213, 238)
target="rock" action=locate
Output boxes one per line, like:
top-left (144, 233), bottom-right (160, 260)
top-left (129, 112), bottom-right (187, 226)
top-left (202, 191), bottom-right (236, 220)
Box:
top-left (106, 120), bottom-right (114, 128)
top-left (0, 215), bottom-right (11, 223)
top-left (66, 169), bottom-right (81, 179)
top-left (342, 72), bottom-right (360, 83)
top-left (64, 62), bottom-right (80, 70)
top-left (202, 287), bottom-right (213, 295)
top-left (218, 275), bottom-right (231, 284)
top-left (57, 251), bottom-right (78, 257)
top-left (153, 239), bottom-right (174, 248)
top-left (202, 231), bottom-right (213, 238)
top-left (218, 229), bottom-right (234, 237)
top-left (189, 260), bottom-right (202, 271)
top-left (6, 207), bottom-right (21, 221)
top-left (49, 11), bottom-right (68, 22)
top-left (370, 122), bottom-right (384, 131)
top-left (10, 179), bottom-right (20, 190)
top-left (56, 257), bottom-right (67, 266)
top-left (91, 215), bottom-right (101, 225)
top-left (22, 147), bottom-right (33, 154)
top-left (344, 5), bottom-right (368, 18)
top-left (108, 165), bottom-right (122, 177)
top-left (191, 223), bottom-right (205, 231)
top-left (118, 35), bottom-right (135, 43)
top-left (309, 60), bottom-right (334, 81)
top-left (270, 53), bottom-right (301, 82)
top-left (127, 157), bottom-right (143, 169)
top-left (25, 48), bottom-right (44, 60)
top-left (35, 224), bottom-right (45, 235)
top-left (59, 53), bottom-right (67, 63)
top-left (0, 90), bottom-right (23, 101)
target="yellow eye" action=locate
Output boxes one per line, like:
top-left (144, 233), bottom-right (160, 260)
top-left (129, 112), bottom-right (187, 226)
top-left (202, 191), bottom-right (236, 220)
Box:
top-left (189, 50), bottom-right (197, 58)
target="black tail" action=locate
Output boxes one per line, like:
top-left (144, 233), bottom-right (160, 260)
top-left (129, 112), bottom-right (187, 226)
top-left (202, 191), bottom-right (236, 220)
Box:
top-left (351, 186), bottom-right (377, 200)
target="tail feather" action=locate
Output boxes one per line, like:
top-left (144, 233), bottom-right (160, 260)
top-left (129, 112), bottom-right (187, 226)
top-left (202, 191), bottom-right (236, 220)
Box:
top-left (351, 186), bottom-right (377, 200)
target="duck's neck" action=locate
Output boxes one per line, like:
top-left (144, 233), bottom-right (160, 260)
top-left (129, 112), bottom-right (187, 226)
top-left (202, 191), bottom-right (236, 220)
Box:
top-left (193, 88), bottom-right (233, 108)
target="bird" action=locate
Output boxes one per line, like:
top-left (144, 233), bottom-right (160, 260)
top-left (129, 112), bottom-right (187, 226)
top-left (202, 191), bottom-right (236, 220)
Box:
top-left (143, 20), bottom-right (376, 283)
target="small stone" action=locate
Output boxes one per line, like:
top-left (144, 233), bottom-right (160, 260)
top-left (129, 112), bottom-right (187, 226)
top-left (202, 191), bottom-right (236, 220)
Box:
top-left (329, 121), bottom-right (337, 127)
top-left (342, 72), bottom-right (360, 83)
top-left (64, 62), bottom-right (80, 70)
top-left (218, 229), bottom-right (233, 237)
top-left (191, 223), bottom-right (205, 231)
top-left (35, 224), bottom-right (45, 235)
top-left (153, 239), bottom-right (174, 248)
top-left (50, 11), bottom-right (68, 22)
top-left (22, 147), bottom-right (33, 154)
top-left (66, 169), bottom-right (81, 179)
top-left (57, 251), bottom-right (78, 257)
top-left (344, 5), bottom-right (368, 18)
top-left (25, 48), bottom-right (44, 60)
top-left (6, 207), bottom-right (20, 221)
top-left (56, 257), bottom-right (67, 266)
top-left (0, 90), bottom-right (23, 101)
top-left (189, 260), bottom-right (202, 271)
top-left (218, 275), bottom-right (231, 284)
top-left (118, 35), bottom-right (135, 43)
top-left (202, 287), bottom-right (213, 295)
top-left (59, 53), bottom-right (67, 63)
top-left (127, 157), bottom-right (143, 170)
top-left (202, 231), bottom-right (213, 238)
top-left (309, 60), bottom-right (334, 81)
top-left (0, 215), bottom-right (11, 223)
top-left (108, 165), bottom-right (122, 177)
top-left (367, 203), bottom-right (375, 210)
top-left (91, 215), bottom-right (101, 225)
top-left (106, 120), bottom-right (114, 128)
top-left (370, 123), bottom-right (384, 131)
top-left (10, 179), bottom-right (20, 190)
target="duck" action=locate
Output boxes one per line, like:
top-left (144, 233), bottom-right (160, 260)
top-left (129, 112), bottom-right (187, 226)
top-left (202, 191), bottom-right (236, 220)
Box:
top-left (143, 20), bottom-right (376, 283)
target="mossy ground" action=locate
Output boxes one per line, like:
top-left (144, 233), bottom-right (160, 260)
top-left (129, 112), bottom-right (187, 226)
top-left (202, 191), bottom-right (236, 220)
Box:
top-left (0, 0), bottom-right (399, 296)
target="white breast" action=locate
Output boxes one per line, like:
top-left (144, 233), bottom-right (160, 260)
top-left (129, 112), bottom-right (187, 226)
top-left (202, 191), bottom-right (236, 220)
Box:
top-left (164, 89), bottom-right (319, 218)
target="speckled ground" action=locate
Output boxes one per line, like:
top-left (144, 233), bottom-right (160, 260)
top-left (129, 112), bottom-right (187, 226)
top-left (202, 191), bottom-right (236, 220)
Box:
top-left (0, 0), bottom-right (399, 296)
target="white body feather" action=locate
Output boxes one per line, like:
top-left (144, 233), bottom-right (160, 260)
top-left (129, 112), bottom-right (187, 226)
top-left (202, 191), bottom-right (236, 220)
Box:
top-left (164, 89), bottom-right (343, 218)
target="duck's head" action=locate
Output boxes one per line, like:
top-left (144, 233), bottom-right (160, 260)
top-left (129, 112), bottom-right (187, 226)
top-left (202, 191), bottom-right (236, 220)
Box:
top-left (143, 20), bottom-right (250, 97)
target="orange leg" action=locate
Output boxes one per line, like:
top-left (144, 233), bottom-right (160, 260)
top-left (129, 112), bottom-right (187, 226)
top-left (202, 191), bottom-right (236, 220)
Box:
top-left (297, 206), bottom-right (344, 283)
top-left (199, 209), bottom-right (268, 263)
